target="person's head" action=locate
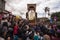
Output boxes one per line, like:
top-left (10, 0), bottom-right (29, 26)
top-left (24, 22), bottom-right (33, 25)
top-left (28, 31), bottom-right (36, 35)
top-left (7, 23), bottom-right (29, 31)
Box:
top-left (25, 25), bottom-right (30, 30)
top-left (48, 25), bottom-right (52, 30)
top-left (35, 30), bottom-right (40, 35)
top-left (40, 32), bottom-right (44, 36)
top-left (19, 20), bottom-right (23, 24)
top-left (7, 37), bottom-right (10, 40)
top-left (14, 22), bottom-right (18, 26)
top-left (55, 31), bottom-right (60, 37)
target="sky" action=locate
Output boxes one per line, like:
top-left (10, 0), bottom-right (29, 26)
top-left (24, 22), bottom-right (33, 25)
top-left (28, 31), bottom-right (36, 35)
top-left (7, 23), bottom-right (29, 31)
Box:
top-left (5, 0), bottom-right (60, 19)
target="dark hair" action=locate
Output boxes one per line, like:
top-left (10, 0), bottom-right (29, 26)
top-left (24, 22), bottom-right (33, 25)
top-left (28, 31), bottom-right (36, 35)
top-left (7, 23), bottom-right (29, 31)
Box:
top-left (40, 32), bottom-right (44, 36)
top-left (56, 32), bottom-right (60, 37)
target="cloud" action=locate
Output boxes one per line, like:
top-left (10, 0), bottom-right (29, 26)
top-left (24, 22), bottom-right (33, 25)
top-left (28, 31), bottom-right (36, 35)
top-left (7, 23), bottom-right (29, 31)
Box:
top-left (5, 0), bottom-right (60, 19)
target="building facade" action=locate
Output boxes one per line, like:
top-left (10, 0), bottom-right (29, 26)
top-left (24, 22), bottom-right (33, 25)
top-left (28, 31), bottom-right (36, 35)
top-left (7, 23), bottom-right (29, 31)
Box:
top-left (0, 0), bottom-right (5, 12)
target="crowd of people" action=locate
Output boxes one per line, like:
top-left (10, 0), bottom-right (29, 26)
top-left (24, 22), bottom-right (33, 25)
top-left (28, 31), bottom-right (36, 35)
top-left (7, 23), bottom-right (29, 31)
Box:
top-left (0, 12), bottom-right (60, 40)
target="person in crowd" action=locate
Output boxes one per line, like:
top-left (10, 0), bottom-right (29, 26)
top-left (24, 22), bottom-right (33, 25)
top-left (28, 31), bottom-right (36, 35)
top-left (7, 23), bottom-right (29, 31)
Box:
top-left (1, 17), bottom-right (8, 40)
top-left (0, 14), bottom-right (2, 37)
top-left (0, 12), bottom-right (60, 40)
top-left (51, 31), bottom-right (60, 40)
top-left (34, 31), bottom-right (39, 40)
top-left (0, 37), bottom-right (5, 40)
top-left (34, 30), bottom-right (44, 40)
top-left (43, 33), bottom-right (50, 40)
top-left (13, 23), bottom-right (19, 40)
top-left (7, 37), bottom-right (10, 40)
top-left (53, 23), bottom-right (57, 30)
top-left (39, 32), bottom-right (45, 40)
top-left (21, 25), bottom-right (31, 40)
top-left (18, 20), bottom-right (24, 40)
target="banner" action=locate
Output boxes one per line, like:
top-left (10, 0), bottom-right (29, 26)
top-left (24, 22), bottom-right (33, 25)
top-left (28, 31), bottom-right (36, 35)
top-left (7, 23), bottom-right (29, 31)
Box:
top-left (28, 10), bottom-right (35, 20)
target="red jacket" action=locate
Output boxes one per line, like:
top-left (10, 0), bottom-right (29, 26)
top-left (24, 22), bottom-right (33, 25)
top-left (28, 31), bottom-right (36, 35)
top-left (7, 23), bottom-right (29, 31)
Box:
top-left (13, 25), bottom-right (19, 35)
